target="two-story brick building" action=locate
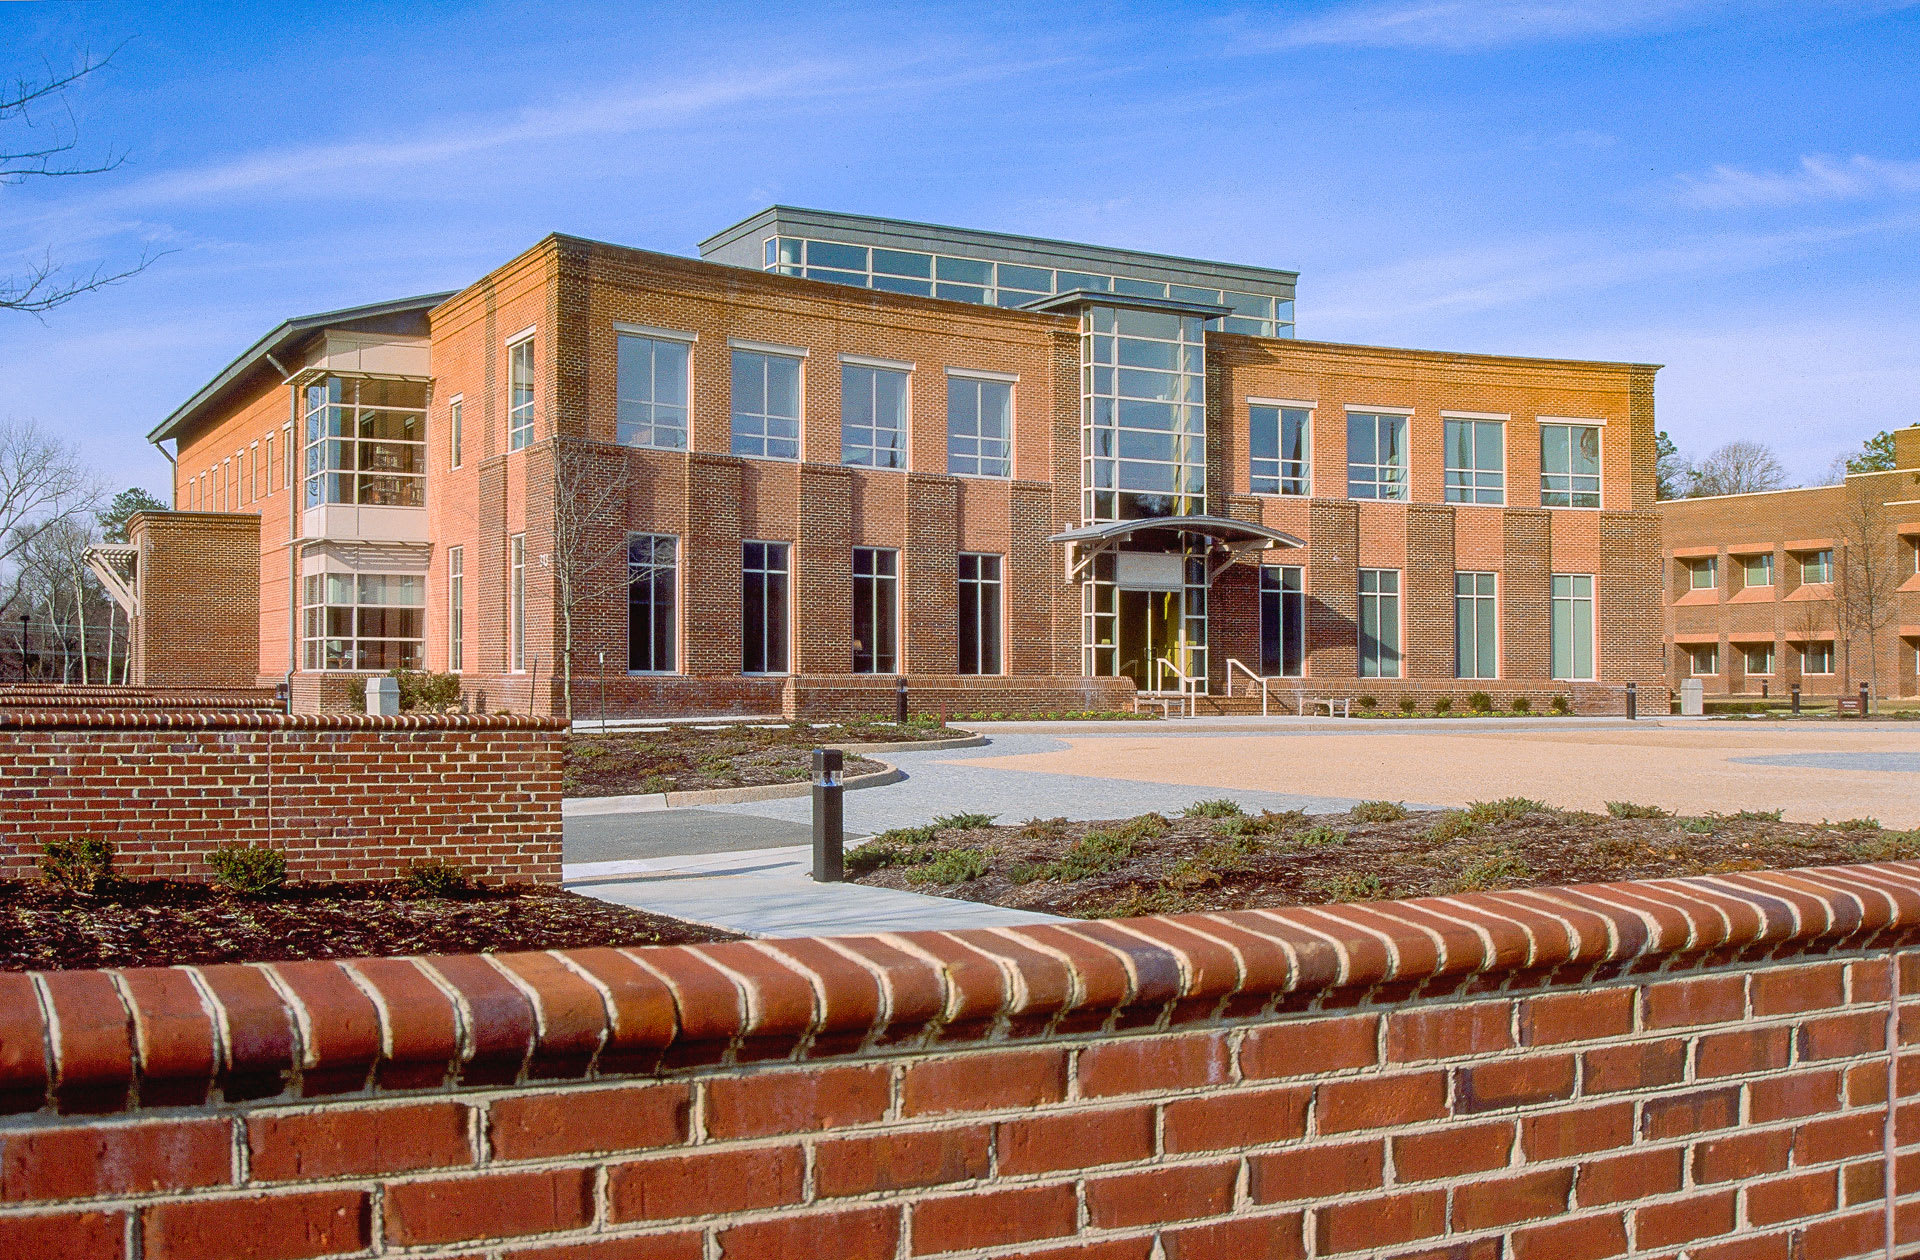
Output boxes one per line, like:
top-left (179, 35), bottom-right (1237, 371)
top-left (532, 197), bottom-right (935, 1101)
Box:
top-left (133, 208), bottom-right (1667, 716)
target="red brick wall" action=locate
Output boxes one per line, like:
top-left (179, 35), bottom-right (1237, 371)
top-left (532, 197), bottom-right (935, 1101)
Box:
top-left (125, 512), bottom-right (263, 690)
top-left (0, 862), bottom-right (1915, 1258)
top-left (0, 712), bottom-right (563, 884)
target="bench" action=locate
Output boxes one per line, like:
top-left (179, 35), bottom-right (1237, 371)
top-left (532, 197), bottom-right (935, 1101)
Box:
top-left (1134, 695), bottom-right (1190, 719)
top-left (1309, 697), bottom-right (1353, 718)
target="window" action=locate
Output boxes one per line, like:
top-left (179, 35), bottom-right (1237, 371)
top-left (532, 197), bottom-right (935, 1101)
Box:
top-left (842, 363), bottom-right (908, 468)
top-left (1250, 404), bottom-right (1310, 496)
top-left (283, 425), bottom-right (294, 488)
top-left (1259, 566), bottom-right (1305, 677)
top-left (1540, 423), bottom-right (1601, 508)
top-left (250, 444), bottom-right (262, 501)
top-left (958, 553), bottom-right (1003, 674)
top-left (1801, 642), bottom-right (1834, 674)
top-left (1690, 645), bottom-right (1719, 676)
top-left (1688, 558), bottom-right (1718, 590)
top-left (262, 434), bottom-right (274, 497)
top-left (616, 333), bottom-right (691, 450)
top-left (221, 459), bottom-right (231, 510)
top-left (1347, 412), bottom-right (1408, 501)
top-left (447, 547), bottom-right (464, 673)
top-left (742, 542), bottom-right (791, 673)
top-left (627, 534), bottom-right (677, 673)
top-left (1444, 418), bottom-right (1505, 505)
top-left (1081, 305), bottom-right (1207, 520)
top-left (1742, 553), bottom-right (1774, 587)
top-left (731, 349), bottom-right (802, 460)
top-left (948, 374), bottom-right (1012, 478)
top-left (300, 573), bottom-right (424, 671)
top-left (507, 336), bottom-right (535, 450)
top-left (1358, 569), bottom-right (1401, 678)
top-left (302, 377), bottom-right (429, 508)
top-left (1801, 550), bottom-right (1833, 584)
top-left (1455, 572), bottom-right (1498, 679)
top-left (1551, 574), bottom-right (1595, 680)
top-left (509, 534), bottom-right (526, 672)
top-left (852, 547), bottom-right (899, 673)
top-left (448, 396), bottom-right (463, 469)
top-left (1744, 643), bottom-right (1774, 676)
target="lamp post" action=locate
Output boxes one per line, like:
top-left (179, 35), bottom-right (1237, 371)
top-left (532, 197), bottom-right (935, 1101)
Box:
top-left (598, 650), bottom-right (607, 732)
top-left (812, 748), bottom-right (845, 883)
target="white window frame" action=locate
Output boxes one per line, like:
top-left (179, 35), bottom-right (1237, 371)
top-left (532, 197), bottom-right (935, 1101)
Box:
top-left (729, 342), bottom-right (806, 462)
top-left (507, 331), bottom-right (536, 452)
top-left (1346, 408), bottom-right (1411, 502)
top-left (1454, 570), bottom-right (1499, 680)
top-left (1539, 420), bottom-right (1603, 509)
top-left (1743, 643), bottom-right (1774, 676)
top-left (1442, 413), bottom-right (1507, 506)
top-left (1800, 550), bottom-right (1834, 584)
top-left (741, 540), bottom-right (792, 675)
top-left (1689, 645), bottom-right (1720, 676)
top-left (947, 368), bottom-right (1015, 479)
top-left (616, 327), bottom-right (696, 452)
top-left (1250, 398), bottom-right (1312, 497)
top-left (1800, 642), bottom-right (1835, 675)
top-left (1741, 553), bottom-right (1774, 587)
top-left (1688, 557), bottom-right (1718, 590)
top-left (509, 533), bottom-right (527, 673)
top-left (447, 546), bottom-right (464, 674)
top-left (262, 432), bottom-right (275, 498)
top-left (282, 424), bottom-right (294, 489)
top-left (1550, 573), bottom-right (1596, 681)
top-left (1358, 568), bottom-right (1402, 678)
top-left (448, 394), bottom-right (464, 470)
top-left (301, 572), bottom-right (427, 672)
top-left (841, 358), bottom-right (911, 470)
top-left (958, 552), bottom-right (1005, 675)
top-left (627, 533), bottom-right (680, 675)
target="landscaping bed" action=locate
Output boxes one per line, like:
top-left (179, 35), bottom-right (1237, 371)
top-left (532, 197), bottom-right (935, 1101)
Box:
top-left (847, 799), bottom-right (1918, 919)
top-left (0, 880), bottom-right (736, 971)
top-left (563, 720), bottom-right (964, 797)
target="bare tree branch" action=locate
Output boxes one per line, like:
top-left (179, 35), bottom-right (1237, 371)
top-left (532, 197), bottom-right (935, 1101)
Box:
top-left (0, 418), bottom-right (104, 577)
top-left (1, 42), bottom-right (131, 181)
top-left (544, 439), bottom-right (634, 722)
top-left (1687, 439), bottom-right (1788, 498)
top-left (1832, 478), bottom-right (1902, 706)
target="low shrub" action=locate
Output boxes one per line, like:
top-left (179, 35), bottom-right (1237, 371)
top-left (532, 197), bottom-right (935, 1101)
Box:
top-left (1465, 797), bottom-right (1548, 825)
top-left (1605, 801), bottom-right (1671, 819)
top-left (1350, 800), bottom-right (1409, 823)
top-left (1431, 696), bottom-right (1453, 714)
top-left (1829, 817), bottom-right (1882, 831)
top-left (39, 838), bottom-right (115, 896)
top-left (391, 669), bottom-right (461, 712)
top-left (1183, 798), bottom-right (1244, 819)
top-left (907, 848), bottom-right (989, 885)
top-left (404, 859), bottom-right (472, 897)
top-left (1292, 824), bottom-right (1347, 848)
top-left (1398, 697), bottom-right (1418, 715)
top-left (209, 845), bottom-right (287, 895)
top-left (1019, 816), bottom-right (1070, 841)
top-left (1427, 812), bottom-right (1482, 843)
top-left (1732, 808), bottom-right (1785, 822)
top-left (1511, 696), bottom-right (1533, 714)
top-left (1116, 813), bottom-right (1172, 841)
top-left (932, 812), bottom-right (998, 831)
top-left (1049, 830), bottom-right (1139, 879)
top-left (1680, 819), bottom-right (1715, 835)
top-left (1315, 872), bottom-right (1383, 902)
top-left (1356, 695), bottom-right (1378, 710)
top-left (1451, 849), bottom-right (1534, 892)
top-left (846, 825), bottom-right (938, 873)
top-left (1467, 691), bottom-right (1494, 713)
top-left (1549, 695), bottom-right (1572, 715)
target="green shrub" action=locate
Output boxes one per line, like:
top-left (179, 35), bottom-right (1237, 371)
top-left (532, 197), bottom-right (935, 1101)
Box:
top-left (1511, 695), bottom-right (1533, 714)
top-left (1427, 811), bottom-right (1482, 842)
top-left (1183, 798), bottom-right (1244, 819)
top-left (1730, 808), bottom-right (1785, 822)
top-left (1293, 824), bottom-right (1347, 848)
top-left (1314, 872), bottom-right (1383, 902)
top-left (1549, 695), bottom-right (1572, 715)
top-left (1356, 695), bottom-right (1378, 710)
top-left (208, 845), bottom-right (287, 895)
top-left (1467, 691), bottom-right (1494, 713)
top-left (1605, 801), bottom-right (1671, 819)
top-left (1115, 813), bottom-right (1171, 841)
top-left (1431, 696), bottom-right (1453, 715)
top-left (1351, 800), bottom-right (1409, 823)
top-left (907, 848), bottom-right (989, 885)
top-left (1029, 830), bottom-right (1142, 881)
top-left (404, 859), bottom-right (472, 897)
top-left (391, 669), bottom-right (461, 712)
top-left (846, 825), bottom-right (938, 873)
top-left (1465, 797), bottom-right (1548, 825)
top-left (1830, 817), bottom-right (1882, 831)
top-left (1452, 849), bottom-right (1534, 892)
top-left (1398, 697), bottom-right (1417, 714)
top-left (1680, 819), bottom-right (1715, 835)
top-left (39, 838), bottom-right (115, 896)
top-left (932, 812), bottom-right (998, 832)
top-left (1019, 816), bottom-right (1070, 841)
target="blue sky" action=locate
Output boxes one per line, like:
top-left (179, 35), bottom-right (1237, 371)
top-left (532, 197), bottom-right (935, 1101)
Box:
top-left (4, 0), bottom-right (1918, 496)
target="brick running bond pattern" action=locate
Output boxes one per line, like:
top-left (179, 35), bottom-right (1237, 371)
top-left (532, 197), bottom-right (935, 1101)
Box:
top-left (1, 864), bottom-right (1918, 1257)
top-left (0, 711), bottom-right (565, 884)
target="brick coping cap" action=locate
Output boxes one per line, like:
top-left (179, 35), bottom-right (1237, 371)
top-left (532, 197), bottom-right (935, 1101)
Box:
top-left (0, 710), bottom-right (569, 731)
top-left (2, 859), bottom-right (1914, 1114)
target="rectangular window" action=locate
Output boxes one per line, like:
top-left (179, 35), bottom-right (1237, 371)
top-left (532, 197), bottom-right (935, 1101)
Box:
top-left (509, 534), bottom-right (526, 672)
top-left (1540, 423), bottom-right (1601, 508)
top-left (1743, 643), bottom-right (1774, 676)
top-left (1688, 558), bottom-right (1718, 590)
top-left (617, 334), bottom-right (691, 450)
top-left (262, 433), bottom-right (274, 497)
top-left (1347, 412), bottom-right (1408, 501)
top-left (221, 459), bottom-right (230, 510)
top-left (1801, 642), bottom-right (1834, 674)
top-left (302, 377), bottom-right (429, 508)
top-left (958, 553), bottom-right (1003, 674)
top-left (283, 424), bottom-right (294, 488)
top-left (250, 444), bottom-right (262, 501)
top-left (448, 396), bottom-right (463, 469)
top-left (1551, 573), bottom-right (1595, 680)
top-left (507, 336), bottom-right (535, 451)
top-left (742, 542), bottom-right (791, 673)
top-left (1690, 645), bottom-right (1719, 676)
top-left (1444, 418), bottom-right (1505, 505)
top-left (1742, 553), bottom-right (1773, 587)
top-left (1454, 571), bottom-right (1498, 679)
top-left (300, 572), bottom-right (425, 671)
top-left (842, 363), bottom-right (908, 468)
top-left (1259, 565), bottom-right (1306, 677)
top-left (447, 547), bottom-right (464, 673)
top-left (1250, 404), bottom-right (1310, 496)
top-left (731, 350), bottom-right (802, 460)
top-left (627, 534), bottom-right (678, 673)
top-left (1801, 549), bottom-right (1833, 584)
top-left (947, 374), bottom-right (1012, 478)
top-left (1358, 569), bottom-right (1402, 678)
top-left (852, 547), bottom-right (900, 673)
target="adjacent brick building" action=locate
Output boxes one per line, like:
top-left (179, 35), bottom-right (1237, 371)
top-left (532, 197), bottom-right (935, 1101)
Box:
top-left (142, 208), bottom-right (1667, 715)
top-left (1660, 425), bottom-right (1920, 701)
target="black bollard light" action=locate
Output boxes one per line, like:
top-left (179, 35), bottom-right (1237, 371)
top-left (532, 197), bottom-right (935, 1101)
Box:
top-left (1860, 683), bottom-right (1871, 719)
top-left (812, 748), bottom-right (844, 883)
top-left (1791, 683), bottom-right (1801, 715)
top-left (895, 677), bottom-right (909, 726)
top-left (1625, 681), bottom-right (1637, 721)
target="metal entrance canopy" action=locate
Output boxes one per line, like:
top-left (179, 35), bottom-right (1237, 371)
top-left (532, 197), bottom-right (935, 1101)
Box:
top-left (1048, 515), bottom-right (1305, 585)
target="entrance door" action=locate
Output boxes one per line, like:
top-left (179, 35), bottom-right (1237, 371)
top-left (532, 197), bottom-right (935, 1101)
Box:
top-left (1117, 588), bottom-right (1179, 691)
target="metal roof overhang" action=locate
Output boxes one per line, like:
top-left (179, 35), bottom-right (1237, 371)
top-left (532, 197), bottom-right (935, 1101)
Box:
top-left (1047, 515), bottom-right (1304, 585)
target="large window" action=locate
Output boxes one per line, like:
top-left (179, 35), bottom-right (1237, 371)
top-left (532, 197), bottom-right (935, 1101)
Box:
top-left (731, 349), bottom-right (802, 460)
top-left (1081, 305), bottom-right (1206, 521)
top-left (1455, 571), bottom-right (1497, 679)
top-left (617, 333), bottom-right (691, 450)
top-left (447, 547), bottom-right (464, 673)
top-left (1742, 553), bottom-right (1773, 587)
top-left (1690, 645), bottom-right (1719, 676)
top-left (1551, 574), bottom-right (1594, 680)
top-left (627, 534), bottom-right (677, 673)
top-left (1688, 558), bottom-right (1718, 590)
top-left (1250, 404), bottom-right (1310, 496)
top-left (1347, 412), bottom-right (1408, 501)
top-left (958, 553), bottom-right (1003, 674)
top-left (852, 547), bottom-right (899, 673)
top-left (448, 396), bottom-right (463, 469)
top-left (1801, 642), bottom-right (1834, 674)
top-left (302, 377), bottom-right (428, 509)
top-left (509, 535), bottom-right (526, 672)
top-left (1540, 423), bottom-right (1601, 508)
top-left (948, 374), bottom-right (1012, 478)
top-left (742, 542), bottom-right (790, 673)
top-left (507, 336), bottom-right (535, 451)
top-left (1744, 643), bottom-right (1774, 676)
top-left (1260, 565), bottom-right (1305, 677)
top-left (842, 363), bottom-right (908, 468)
top-left (1358, 569), bottom-right (1401, 678)
top-left (1444, 418), bottom-right (1505, 505)
top-left (301, 573), bottom-right (424, 671)
top-left (1800, 549), bottom-right (1834, 584)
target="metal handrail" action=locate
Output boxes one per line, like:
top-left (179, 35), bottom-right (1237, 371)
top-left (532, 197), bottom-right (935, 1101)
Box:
top-left (1225, 658), bottom-right (1275, 718)
top-left (1154, 655), bottom-right (1199, 718)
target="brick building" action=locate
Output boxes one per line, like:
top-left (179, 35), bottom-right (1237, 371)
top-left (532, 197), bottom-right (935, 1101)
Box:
top-left (141, 208), bottom-right (1666, 716)
top-left (1660, 425), bottom-right (1920, 702)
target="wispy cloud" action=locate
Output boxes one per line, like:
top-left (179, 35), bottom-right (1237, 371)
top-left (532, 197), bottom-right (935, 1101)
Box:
top-left (1678, 154), bottom-right (1920, 209)
top-left (1222, 0), bottom-right (1729, 51)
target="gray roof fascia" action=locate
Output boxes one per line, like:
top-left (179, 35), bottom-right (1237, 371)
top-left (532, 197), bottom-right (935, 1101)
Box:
top-left (1024, 290), bottom-right (1234, 320)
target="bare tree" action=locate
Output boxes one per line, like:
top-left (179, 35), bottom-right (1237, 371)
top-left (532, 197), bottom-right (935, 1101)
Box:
top-left (1687, 440), bottom-right (1788, 498)
top-left (4, 43), bottom-right (160, 315)
top-left (14, 515), bottom-right (110, 683)
top-left (0, 419), bottom-right (102, 612)
top-left (1832, 479), bottom-right (1902, 707)
top-left (542, 439), bottom-right (631, 721)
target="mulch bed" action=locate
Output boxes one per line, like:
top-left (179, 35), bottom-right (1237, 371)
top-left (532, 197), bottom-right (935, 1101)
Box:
top-left (565, 721), bottom-right (958, 797)
top-left (0, 881), bottom-right (737, 971)
top-left (847, 799), bottom-right (1918, 920)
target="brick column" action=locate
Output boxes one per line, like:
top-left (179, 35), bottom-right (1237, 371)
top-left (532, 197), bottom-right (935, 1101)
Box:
top-left (1308, 500), bottom-right (1360, 678)
top-left (793, 464), bottom-right (852, 674)
top-left (1404, 504), bottom-right (1456, 679)
top-left (1502, 509), bottom-right (1552, 680)
top-left (1009, 483), bottom-right (1058, 677)
top-left (904, 474), bottom-right (959, 676)
top-left (683, 453), bottom-right (744, 676)
top-left (1600, 510), bottom-right (1665, 686)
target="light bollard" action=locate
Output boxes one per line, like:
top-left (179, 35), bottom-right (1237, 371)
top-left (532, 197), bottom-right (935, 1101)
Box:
top-left (1860, 683), bottom-right (1871, 719)
top-left (812, 748), bottom-right (844, 883)
top-left (1625, 681), bottom-right (1637, 721)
